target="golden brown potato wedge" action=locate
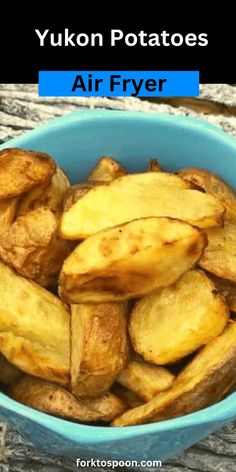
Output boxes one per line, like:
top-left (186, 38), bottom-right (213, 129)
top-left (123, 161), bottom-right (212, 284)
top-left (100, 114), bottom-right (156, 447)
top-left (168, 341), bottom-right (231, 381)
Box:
top-left (9, 375), bottom-right (127, 423)
top-left (59, 217), bottom-right (206, 303)
top-left (0, 207), bottom-right (71, 287)
top-left (0, 354), bottom-right (22, 385)
top-left (60, 173), bottom-right (224, 239)
top-left (0, 197), bottom-right (18, 235)
top-left (129, 270), bottom-right (228, 365)
top-left (111, 384), bottom-right (144, 408)
top-left (112, 321), bottom-right (236, 426)
top-left (179, 167), bottom-right (236, 223)
top-left (0, 262), bottom-right (70, 385)
top-left (206, 272), bottom-right (236, 313)
top-left (0, 148), bottom-right (56, 199)
top-left (147, 159), bottom-right (161, 172)
top-left (17, 166), bottom-right (70, 216)
top-left (88, 156), bottom-right (127, 182)
top-left (71, 303), bottom-right (128, 398)
top-left (199, 224), bottom-right (236, 283)
top-left (117, 359), bottom-right (174, 401)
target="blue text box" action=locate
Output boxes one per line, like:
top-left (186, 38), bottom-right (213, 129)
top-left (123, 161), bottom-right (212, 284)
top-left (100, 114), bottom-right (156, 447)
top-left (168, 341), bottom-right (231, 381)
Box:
top-left (39, 71), bottom-right (199, 97)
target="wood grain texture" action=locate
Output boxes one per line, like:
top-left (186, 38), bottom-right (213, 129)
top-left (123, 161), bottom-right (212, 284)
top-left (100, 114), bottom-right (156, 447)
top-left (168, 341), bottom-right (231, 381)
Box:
top-left (1, 85), bottom-right (236, 144)
top-left (140, 96), bottom-right (236, 116)
top-left (0, 84), bottom-right (235, 471)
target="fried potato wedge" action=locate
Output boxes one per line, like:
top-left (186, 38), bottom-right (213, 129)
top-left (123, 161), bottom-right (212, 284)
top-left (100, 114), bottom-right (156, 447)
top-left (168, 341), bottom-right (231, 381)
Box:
top-left (117, 360), bottom-right (174, 401)
top-left (59, 217), bottom-right (206, 303)
top-left (17, 166), bottom-right (70, 216)
top-left (88, 156), bottom-right (127, 182)
top-left (0, 354), bottom-right (22, 385)
top-left (63, 181), bottom-right (106, 213)
top-left (0, 262), bottom-right (70, 385)
top-left (206, 273), bottom-right (236, 313)
top-left (0, 197), bottom-right (18, 235)
top-left (111, 384), bottom-right (144, 408)
top-left (71, 303), bottom-right (128, 398)
top-left (199, 224), bottom-right (236, 283)
top-left (112, 321), bottom-right (236, 426)
top-left (0, 208), bottom-right (71, 287)
top-left (179, 167), bottom-right (236, 223)
top-left (0, 148), bottom-right (56, 199)
top-left (129, 270), bottom-right (228, 365)
top-left (9, 375), bottom-right (127, 423)
top-left (60, 173), bottom-right (224, 239)
top-left (147, 159), bottom-right (161, 172)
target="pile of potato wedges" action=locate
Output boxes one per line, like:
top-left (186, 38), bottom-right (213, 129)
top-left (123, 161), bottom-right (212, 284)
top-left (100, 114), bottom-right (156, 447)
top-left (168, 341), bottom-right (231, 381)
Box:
top-left (1, 147), bottom-right (236, 427)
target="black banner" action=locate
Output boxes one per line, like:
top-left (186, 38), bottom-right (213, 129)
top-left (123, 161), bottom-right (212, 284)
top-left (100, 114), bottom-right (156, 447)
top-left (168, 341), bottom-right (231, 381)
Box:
top-left (0, 11), bottom-right (234, 84)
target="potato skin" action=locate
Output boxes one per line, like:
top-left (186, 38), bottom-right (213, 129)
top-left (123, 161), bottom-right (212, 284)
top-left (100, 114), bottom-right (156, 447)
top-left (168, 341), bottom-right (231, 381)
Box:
top-left (129, 270), bottom-right (229, 365)
top-left (0, 164), bottom-right (71, 287)
top-left (88, 156), bottom-right (127, 182)
top-left (199, 224), bottom-right (236, 283)
top-left (0, 208), bottom-right (71, 287)
top-left (60, 172), bottom-right (224, 240)
top-left (0, 262), bottom-right (70, 386)
top-left (71, 303), bottom-right (128, 398)
top-left (17, 166), bottom-right (70, 216)
top-left (147, 159), bottom-right (161, 172)
top-left (9, 375), bottom-right (127, 423)
top-left (59, 217), bottom-right (207, 303)
top-left (0, 197), bottom-right (18, 236)
top-left (117, 359), bottom-right (174, 401)
top-left (206, 272), bottom-right (236, 313)
top-left (0, 148), bottom-right (56, 199)
top-left (0, 353), bottom-right (22, 385)
top-left (179, 167), bottom-right (236, 223)
top-left (112, 321), bottom-right (236, 426)
top-left (111, 384), bottom-right (144, 408)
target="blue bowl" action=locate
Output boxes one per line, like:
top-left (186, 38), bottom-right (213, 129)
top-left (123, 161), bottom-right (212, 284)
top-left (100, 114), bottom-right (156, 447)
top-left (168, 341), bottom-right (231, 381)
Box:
top-left (0, 110), bottom-right (236, 462)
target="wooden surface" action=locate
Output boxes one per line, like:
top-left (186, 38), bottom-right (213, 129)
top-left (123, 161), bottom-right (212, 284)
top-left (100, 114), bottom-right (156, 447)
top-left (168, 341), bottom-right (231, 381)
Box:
top-left (0, 84), bottom-right (236, 472)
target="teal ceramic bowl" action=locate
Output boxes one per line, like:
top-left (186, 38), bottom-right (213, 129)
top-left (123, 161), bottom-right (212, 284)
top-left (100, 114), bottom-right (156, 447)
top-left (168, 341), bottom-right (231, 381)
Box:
top-left (0, 110), bottom-right (236, 462)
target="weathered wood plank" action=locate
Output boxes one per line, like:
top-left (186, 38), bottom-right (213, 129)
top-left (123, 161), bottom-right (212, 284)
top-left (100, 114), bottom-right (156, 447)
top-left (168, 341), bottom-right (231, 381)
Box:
top-left (1, 86), bottom-right (236, 145)
top-left (140, 96), bottom-right (236, 116)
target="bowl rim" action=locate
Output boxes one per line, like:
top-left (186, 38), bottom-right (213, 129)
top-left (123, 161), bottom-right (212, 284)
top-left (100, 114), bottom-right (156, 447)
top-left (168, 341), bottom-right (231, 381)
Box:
top-left (1, 109), bottom-right (236, 443)
top-left (1, 109), bottom-right (236, 153)
top-left (1, 391), bottom-right (236, 442)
